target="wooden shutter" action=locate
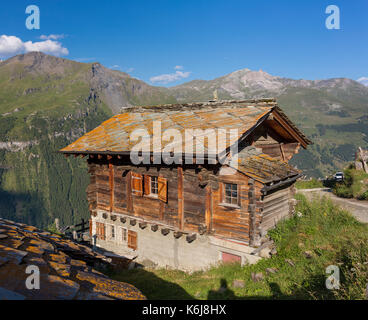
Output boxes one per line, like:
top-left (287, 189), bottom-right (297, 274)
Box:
top-left (101, 223), bottom-right (106, 240)
top-left (131, 172), bottom-right (143, 196)
top-left (158, 177), bottom-right (167, 202)
top-left (143, 175), bottom-right (151, 195)
top-left (89, 219), bottom-right (92, 237)
top-left (128, 230), bottom-right (137, 250)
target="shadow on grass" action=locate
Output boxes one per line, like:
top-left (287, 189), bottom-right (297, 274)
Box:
top-left (108, 267), bottom-right (195, 299)
top-left (108, 267), bottom-right (335, 300)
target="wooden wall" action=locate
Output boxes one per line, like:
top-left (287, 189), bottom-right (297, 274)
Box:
top-left (211, 173), bottom-right (251, 243)
top-left (250, 123), bottom-right (301, 162)
top-left (86, 159), bottom-right (294, 246)
top-left (259, 185), bottom-right (294, 233)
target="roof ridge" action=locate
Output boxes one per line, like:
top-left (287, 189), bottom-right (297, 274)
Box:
top-left (122, 98), bottom-right (277, 113)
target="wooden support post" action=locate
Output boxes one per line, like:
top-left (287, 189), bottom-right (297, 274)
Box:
top-left (205, 186), bottom-right (212, 233)
top-left (248, 179), bottom-right (258, 247)
top-left (126, 171), bottom-right (133, 213)
top-left (279, 143), bottom-right (286, 161)
top-left (109, 162), bottom-right (114, 213)
top-left (178, 166), bottom-right (184, 230)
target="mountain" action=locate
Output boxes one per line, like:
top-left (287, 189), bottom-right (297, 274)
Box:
top-left (357, 77), bottom-right (368, 87)
top-left (170, 69), bottom-right (368, 177)
top-left (0, 52), bottom-right (367, 228)
top-left (0, 52), bottom-right (175, 228)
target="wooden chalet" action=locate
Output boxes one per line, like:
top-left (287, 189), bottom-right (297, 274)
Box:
top-left (60, 99), bottom-right (311, 271)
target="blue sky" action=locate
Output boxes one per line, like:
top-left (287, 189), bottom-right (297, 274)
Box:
top-left (0, 0), bottom-right (367, 86)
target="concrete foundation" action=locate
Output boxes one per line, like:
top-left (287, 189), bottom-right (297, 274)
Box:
top-left (91, 210), bottom-right (261, 272)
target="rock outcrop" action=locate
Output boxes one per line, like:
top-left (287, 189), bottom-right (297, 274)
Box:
top-left (0, 218), bottom-right (145, 300)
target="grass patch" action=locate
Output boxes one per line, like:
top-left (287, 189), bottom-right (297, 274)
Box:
top-left (108, 195), bottom-right (368, 299)
top-left (295, 179), bottom-right (324, 190)
top-left (332, 167), bottom-right (368, 200)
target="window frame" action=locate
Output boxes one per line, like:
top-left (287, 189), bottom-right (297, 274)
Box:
top-left (221, 183), bottom-right (240, 208)
top-left (150, 176), bottom-right (159, 196)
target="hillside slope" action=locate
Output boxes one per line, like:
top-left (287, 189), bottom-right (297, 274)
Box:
top-left (0, 52), bottom-right (175, 228)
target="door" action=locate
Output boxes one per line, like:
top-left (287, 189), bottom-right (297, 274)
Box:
top-left (127, 230), bottom-right (137, 250)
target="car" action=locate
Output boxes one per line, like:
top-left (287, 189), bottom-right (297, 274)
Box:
top-left (333, 172), bottom-right (344, 182)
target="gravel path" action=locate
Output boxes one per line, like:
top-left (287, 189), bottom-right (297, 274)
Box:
top-left (297, 188), bottom-right (368, 224)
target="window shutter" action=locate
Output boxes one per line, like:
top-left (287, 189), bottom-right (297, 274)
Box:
top-left (131, 172), bottom-right (143, 196)
top-left (128, 230), bottom-right (137, 250)
top-left (144, 175), bottom-right (150, 195)
top-left (158, 177), bottom-right (167, 202)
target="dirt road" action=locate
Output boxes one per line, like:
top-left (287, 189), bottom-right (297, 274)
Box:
top-left (297, 188), bottom-right (368, 223)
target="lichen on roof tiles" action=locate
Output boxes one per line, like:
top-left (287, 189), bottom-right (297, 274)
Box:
top-left (60, 99), bottom-right (276, 154)
top-left (234, 147), bottom-right (300, 183)
top-left (0, 218), bottom-right (145, 300)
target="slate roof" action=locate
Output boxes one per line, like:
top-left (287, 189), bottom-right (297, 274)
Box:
top-left (233, 147), bottom-right (301, 184)
top-left (0, 218), bottom-right (145, 300)
top-left (60, 99), bottom-right (284, 155)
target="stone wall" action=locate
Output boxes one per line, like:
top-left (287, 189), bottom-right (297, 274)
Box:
top-left (91, 210), bottom-right (261, 272)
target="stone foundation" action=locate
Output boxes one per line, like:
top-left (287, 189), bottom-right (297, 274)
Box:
top-left (91, 210), bottom-right (261, 272)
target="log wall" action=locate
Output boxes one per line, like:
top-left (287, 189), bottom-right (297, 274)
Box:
top-left (86, 160), bottom-right (295, 246)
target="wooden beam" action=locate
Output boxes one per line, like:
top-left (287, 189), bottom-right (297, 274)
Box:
top-left (272, 111), bottom-right (308, 148)
top-left (161, 228), bottom-right (170, 236)
top-left (139, 222), bottom-right (147, 229)
top-left (178, 166), bottom-right (184, 230)
top-left (186, 234), bottom-right (196, 243)
top-left (173, 231), bottom-right (183, 239)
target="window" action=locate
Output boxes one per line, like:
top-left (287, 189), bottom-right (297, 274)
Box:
top-left (121, 227), bottom-right (127, 242)
top-left (111, 225), bottom-right (115, 239)
top-left (224, 183), bottom-right (239, 206)
top-left (143, 175), bottom-right (167, 202)
top-left (150, 176), bottom-right (158, 195)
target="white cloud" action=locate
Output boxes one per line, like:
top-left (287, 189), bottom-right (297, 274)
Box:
top-left (150, 66), bottom-right (191, 84)
top-left (110, 64), bottom-right (120, 69)
top-left (357, 77), bottom-right (368, 86)
top-left (39, 34), bottom-right (65, 40)
top-left (0, 35), bottom-right (69, 58)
